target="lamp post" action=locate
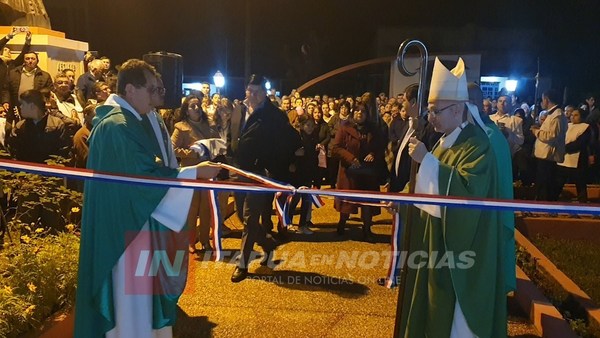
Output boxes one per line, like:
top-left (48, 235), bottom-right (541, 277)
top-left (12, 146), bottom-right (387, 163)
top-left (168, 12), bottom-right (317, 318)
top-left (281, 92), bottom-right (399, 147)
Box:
top-left (213, 71), bottom-right (225, 94)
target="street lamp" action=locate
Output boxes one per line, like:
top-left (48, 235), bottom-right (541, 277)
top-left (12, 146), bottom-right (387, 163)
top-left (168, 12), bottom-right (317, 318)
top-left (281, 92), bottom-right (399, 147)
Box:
top-left (213, 71), bottom-right (225, 93)
top-left (265, 80), bottom-right (271, 91)
top-left (505, 80), bottom-right (518, 92)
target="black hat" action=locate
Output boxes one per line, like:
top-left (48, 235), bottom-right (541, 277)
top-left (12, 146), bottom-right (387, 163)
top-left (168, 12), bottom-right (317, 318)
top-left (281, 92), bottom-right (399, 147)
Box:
top-left (247, 74), bottom-right (267, 87)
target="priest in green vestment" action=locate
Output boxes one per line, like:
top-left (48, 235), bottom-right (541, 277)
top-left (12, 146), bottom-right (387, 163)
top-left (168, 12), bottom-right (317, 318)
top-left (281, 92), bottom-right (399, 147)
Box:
top-left (399, 57), bottom-right (506, 337)
top-left (74, 59), bottom-right (220, 338)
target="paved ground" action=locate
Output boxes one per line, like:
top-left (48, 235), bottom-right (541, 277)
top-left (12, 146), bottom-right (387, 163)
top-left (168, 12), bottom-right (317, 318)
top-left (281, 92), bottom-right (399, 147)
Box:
top-left (174, 198), bottom-right (540, 338)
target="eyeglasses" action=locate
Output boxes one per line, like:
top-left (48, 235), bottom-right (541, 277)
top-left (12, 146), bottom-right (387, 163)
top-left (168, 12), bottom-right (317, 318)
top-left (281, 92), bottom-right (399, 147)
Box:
top-left (55, 81), bottom-right (69, 85)
top-left (147, 86), bottom-right (166, 95)
top-left (428, 103), bottom-right (457, 115)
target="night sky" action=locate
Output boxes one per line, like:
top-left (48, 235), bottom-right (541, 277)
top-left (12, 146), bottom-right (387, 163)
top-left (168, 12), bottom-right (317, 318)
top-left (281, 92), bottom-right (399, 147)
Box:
top-left (47, 0), bottom-right (600, 99)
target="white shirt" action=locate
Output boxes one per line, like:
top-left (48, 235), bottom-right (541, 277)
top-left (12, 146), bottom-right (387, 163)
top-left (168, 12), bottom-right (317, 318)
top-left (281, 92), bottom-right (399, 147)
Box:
top-left (489, 112), bottom-right (524, 155)
top-left (53, 92), bottom-right (84, 125)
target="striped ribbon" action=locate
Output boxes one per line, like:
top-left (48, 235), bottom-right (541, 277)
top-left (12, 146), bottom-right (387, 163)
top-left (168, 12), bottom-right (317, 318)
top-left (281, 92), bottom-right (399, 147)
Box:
top-left (207, 179), bottom-right (223, 261)
top-left (274, 192), bottom-right (293, 228)
top-left (308, 186), bottom-right (325, 208)
top-left (2, 159), bottom-right (600, 291)
top-left (341, 199), bottom-right (403, 289)
top-left (386, 211), bottom-right (402, 288)
top-left (2, 159), bottom-right (599, 215)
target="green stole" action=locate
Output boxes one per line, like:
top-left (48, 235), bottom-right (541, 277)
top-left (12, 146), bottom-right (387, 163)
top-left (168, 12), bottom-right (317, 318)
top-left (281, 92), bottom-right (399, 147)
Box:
top-left (485, 121), bottom-right (516, 293)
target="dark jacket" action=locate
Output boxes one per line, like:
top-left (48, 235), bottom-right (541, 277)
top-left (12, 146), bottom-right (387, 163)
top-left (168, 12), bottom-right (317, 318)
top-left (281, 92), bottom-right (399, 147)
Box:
top-left (236, 99), bottom-right (301, 182)
top-left (292, 121), bottom-right (321, 186)
top-left (229, 102), bottom-right (247, 157)
top-left (389, 116), bottom-right (409, 153)
top-left (2, 66), bottom-right (53, 119)
top-left (7, 114), bottom-right (71, 163)
top-left (76, 72), bottom-right (98, 105)
top-left (0, 36), bottom-right (31, 92)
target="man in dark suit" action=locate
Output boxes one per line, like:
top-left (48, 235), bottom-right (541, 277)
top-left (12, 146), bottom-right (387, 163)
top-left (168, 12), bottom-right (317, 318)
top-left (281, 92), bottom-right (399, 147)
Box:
top-left (388, 102), bottom-right (409, 191)
top-left (232, 74), bottom-right (301, 282)
top-left (389, 84), bottom-right (442, 192)
top-left (0, 28), bottom-right (32, 116)
top-left (228, 93), bottom-right (247, 160)
top-left (2, 51), bottom-right (52, 123)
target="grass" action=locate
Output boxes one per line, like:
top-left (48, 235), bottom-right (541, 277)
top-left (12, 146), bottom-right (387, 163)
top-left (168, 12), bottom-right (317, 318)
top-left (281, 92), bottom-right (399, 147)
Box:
top-left (530, 235), bottom-right (600, 304)
top-left (0, 230), bottom-right (79, 338)
top-left (521, 235), bottom-right (600, 337)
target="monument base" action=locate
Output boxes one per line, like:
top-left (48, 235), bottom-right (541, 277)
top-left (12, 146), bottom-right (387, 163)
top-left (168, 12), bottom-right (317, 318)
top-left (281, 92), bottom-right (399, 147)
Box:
top-left (0, 26), bottom-right (88, 78)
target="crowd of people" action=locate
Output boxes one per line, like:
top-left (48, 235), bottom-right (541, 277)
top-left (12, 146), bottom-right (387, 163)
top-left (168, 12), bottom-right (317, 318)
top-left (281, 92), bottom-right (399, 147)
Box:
top-left (0, 25), bottom-right (592, 334)
top-left (1, 32), bottom-right (598, 244)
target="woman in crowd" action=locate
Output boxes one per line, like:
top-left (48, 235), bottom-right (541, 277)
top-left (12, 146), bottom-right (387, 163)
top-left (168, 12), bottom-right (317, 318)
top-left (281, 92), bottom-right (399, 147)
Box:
top-left (555, 108), bottom-right (592, 203)
top-left (328, 100), bottom-right (337, 115)
top-left (332, 105), bottom-right (382, 241)
top-left (321, 101), bottom-right (332, 123)
top-left (288, 116), bottom-right (320, 235)
top-left (327, 101), bottom-right (352, 187)
top-left (312, 103), bottom-right (331, 188)
top-left (171, 94), bottom-right (228, 253)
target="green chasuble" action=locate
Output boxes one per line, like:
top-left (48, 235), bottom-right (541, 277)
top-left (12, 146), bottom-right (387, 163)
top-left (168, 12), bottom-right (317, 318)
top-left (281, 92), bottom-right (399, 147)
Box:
top-left (74, 104), bottom-right (185, 337)
top-left (484, 121), bottom-right (516, 293)
top-left (399, 123), bottom-right (506, 338)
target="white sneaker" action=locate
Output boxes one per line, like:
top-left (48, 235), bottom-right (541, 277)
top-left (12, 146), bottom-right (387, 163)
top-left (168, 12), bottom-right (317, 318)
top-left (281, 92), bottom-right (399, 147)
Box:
top-left (298, 225), bottom-right (313, 235)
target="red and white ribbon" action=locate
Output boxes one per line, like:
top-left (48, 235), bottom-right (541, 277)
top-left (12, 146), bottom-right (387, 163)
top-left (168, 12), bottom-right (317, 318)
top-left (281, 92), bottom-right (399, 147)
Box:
top-left (207, 180), bottom-right (223, 261)
top-left (386, 212), bottom-right (402, 289)
top-left (3, 159), bottom-right (600, 290)
top-left (308, 186), bottom-right (325, 208)
top-left (3, 159), bottom-right (599, 216)
top-left (274, 192), bottom-right (293, 228)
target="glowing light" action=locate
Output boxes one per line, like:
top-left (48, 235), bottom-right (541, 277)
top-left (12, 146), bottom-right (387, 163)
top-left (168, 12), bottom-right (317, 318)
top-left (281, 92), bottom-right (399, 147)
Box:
top-left (184, 82), bottom-right (203, 90)
top-left (505, 80), bottom-right (518, 92)
top-left (213, 71), bottom-right (225, 88)
top-left (480, 76), bottom-right (503, 83)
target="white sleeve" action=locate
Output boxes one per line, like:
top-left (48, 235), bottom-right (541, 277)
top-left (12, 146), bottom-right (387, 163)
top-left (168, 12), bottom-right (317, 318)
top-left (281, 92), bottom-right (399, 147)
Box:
top-left (508, 117), bottom-right (524, 146)
top-left (414, 152), bottom-right (441, 218)
top-left (151, 166), bottom-right (196, 232)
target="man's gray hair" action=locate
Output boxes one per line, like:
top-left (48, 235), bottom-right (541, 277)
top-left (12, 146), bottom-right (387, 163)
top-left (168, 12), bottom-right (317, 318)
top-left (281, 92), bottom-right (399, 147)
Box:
top-left (88, 59), bottom-right (104, 71)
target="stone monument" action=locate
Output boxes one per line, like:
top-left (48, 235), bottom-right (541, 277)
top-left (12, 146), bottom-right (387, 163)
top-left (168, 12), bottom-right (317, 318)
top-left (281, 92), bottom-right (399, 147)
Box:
top-left (0, 0), bottom-right (88, 77)
top-left (0, 0), bottom-right (51, 28)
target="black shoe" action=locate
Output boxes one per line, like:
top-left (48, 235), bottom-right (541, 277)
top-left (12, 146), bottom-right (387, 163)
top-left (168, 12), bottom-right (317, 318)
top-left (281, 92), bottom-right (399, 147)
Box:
top-left (231, 267), bottom-right (248, 283)
top-left (363, 228), bottom-right (375, 242)
top-left (337, 222), bottom-right (345, 235)
top-left (221, 226), bottom-right (234, 238)
top-left (274, 225), bottom-right (288, 240)
top-left (377, 277), bottom-right (387, 286)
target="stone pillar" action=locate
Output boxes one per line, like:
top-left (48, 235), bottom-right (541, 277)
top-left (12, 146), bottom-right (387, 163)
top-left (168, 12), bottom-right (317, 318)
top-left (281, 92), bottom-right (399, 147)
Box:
top-left (0, 26), bottom-right (88, 78)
